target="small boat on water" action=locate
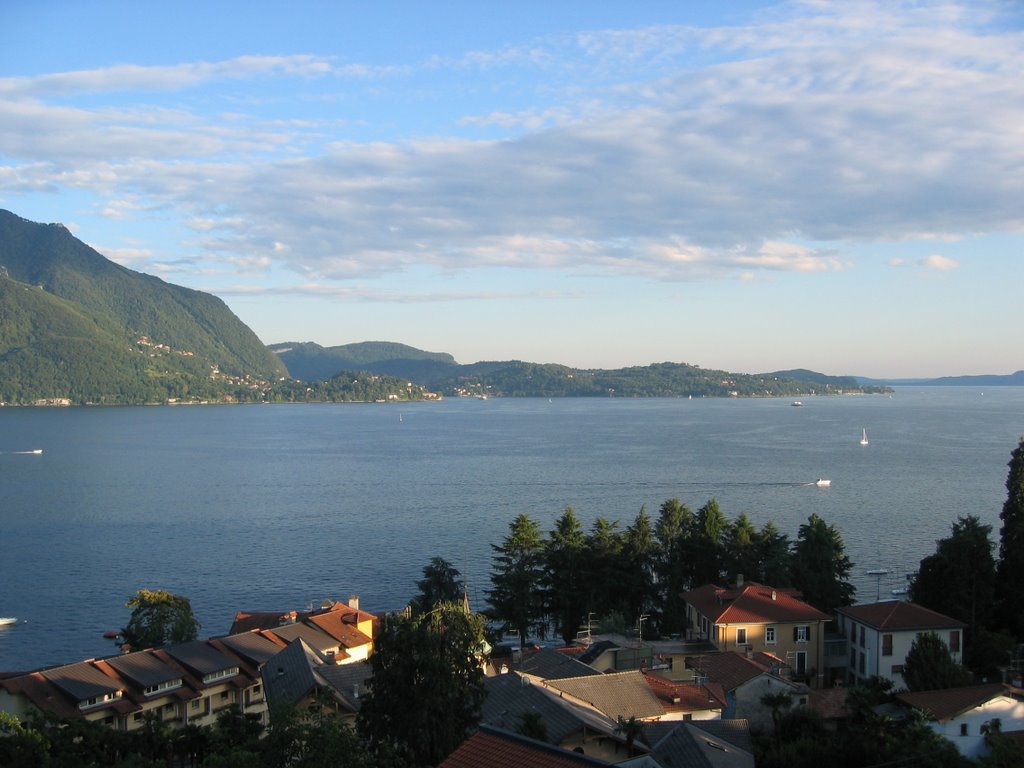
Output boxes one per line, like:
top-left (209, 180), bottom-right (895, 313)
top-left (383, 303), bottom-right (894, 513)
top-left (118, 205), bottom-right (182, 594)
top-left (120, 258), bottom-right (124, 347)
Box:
top-left (866, 569), bottom-right (888, 576)
top-left (860, 428), bottom-right (869, 446)
top-left (0, 617), bottom-right (18, 627)
top-left (814, 478), bottom-right (831, 487)
top-left (791, 400), bottom-right (804, 407)
top-left (891, 587), bottom-right (909, 596)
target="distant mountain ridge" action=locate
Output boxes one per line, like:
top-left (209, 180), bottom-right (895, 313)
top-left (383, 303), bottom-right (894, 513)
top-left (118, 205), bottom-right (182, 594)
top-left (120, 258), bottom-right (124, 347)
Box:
top-left (856, 371), bottom-right (1024, 386)
top-left (273, 340), bottom-right (892, 398)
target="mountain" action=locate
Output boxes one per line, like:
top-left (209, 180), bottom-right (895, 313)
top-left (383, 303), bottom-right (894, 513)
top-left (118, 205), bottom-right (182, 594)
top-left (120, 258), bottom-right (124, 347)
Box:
top-left (0, 210), bottom-right (288, 404)
top-left (856, 371), bottom-right (1024, 386)
top-left (270, 341), bottom-right (457, 383)
top-left (274, 341), bottom-right (891, 398)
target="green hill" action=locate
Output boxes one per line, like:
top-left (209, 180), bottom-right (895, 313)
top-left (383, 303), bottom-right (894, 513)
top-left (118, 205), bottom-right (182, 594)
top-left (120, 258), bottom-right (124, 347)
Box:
top-left (0, 210), bottom-right (285, 380)
top-left (0, 210), bottom-right (294, 404)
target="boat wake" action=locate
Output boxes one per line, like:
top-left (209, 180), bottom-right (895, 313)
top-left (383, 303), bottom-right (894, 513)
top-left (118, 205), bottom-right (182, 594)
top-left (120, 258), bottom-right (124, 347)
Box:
top-left (2, 449), bottom-right (43, 455)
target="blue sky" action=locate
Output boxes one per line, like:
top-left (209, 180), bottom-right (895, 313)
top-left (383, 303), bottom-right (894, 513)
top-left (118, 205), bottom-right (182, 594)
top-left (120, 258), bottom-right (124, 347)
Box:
top-left (2, 1), bottom-right (1022, 377)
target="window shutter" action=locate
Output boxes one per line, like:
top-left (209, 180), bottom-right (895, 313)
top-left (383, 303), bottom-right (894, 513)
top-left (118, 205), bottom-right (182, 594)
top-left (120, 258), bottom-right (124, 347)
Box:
top-left (793, 626), bottom-right (798, 641)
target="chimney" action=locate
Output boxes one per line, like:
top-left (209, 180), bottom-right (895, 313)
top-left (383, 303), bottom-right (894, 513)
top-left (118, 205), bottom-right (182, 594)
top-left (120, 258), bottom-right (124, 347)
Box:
top-left (771, 590), bottom-right (777, 601)
top-left (353, 684), bottom-right (360, 700)
top-left (736, 574), bottom-right (744, 588)
top-left (348, 595), bottom-right (360, 611)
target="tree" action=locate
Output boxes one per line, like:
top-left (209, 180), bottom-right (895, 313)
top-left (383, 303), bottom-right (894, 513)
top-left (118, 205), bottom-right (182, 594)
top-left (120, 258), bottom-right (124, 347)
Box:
top-left (757, 520), bottom-right (793, 586)
top-left (911, 515), bottom-right (997, 637)
top-left (487, 514), bottom-right (546, 644)
top-left (688, 499), bottom-right (729, 586)
top-left (997, 437), bottom-right (1024, 637)
top-left (724, 512), bottom-right (759, 582)
top-left (410, 557), bottom-right (465, 615)
top-left (653, 498), bottom-right (695, 636)
top-left (791, 514), bottom-right (854, 616)
top-left (544, 507), bottom-right (588, 644)
top-left (902, 631), bottom-right (972, 692)
top-left (122, 588), bottom-right (200, 649)
top-left (620, 507), bottom-right (657, 628)
top-left (583, 516), bottom-right (626, 619)
top-left (358, 602), bottom-right (486, 766)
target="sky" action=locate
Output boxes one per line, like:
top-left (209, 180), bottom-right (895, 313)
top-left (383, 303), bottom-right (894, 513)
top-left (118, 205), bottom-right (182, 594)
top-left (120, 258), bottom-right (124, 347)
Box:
top-left (1, 1), bottom-right (1022, 378)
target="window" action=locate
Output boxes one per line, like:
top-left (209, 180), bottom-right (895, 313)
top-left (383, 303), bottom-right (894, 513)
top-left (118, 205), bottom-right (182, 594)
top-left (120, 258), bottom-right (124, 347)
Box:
top-left (765, 626), bottom-right (776, 644)
top-left (960, 723), bottom-right (968, 736)
top-left (859, 626), bottom-right (865, 647)
top-left (202, 667), bottom-right (239, 684)
top-left (851, 648), bottom-right (857, 668)
top-left (858, 651), bottom-right (865, 675)
top-left (949, 631), bottom-right (960, 653)
top-left (794, 626), bottom-right (809, 643)
top-left (796, 651), bottom-right (808, 675)
top-left (736, 628), bottom-right (747, 645)
top-left (191, 699), bottom-right (201, 710)
top-left (143, 678), bottom-right (183, 697)
top-left (882, 634), bottom-right (893, 656)
top-left (891, 664), bottom-right (904, 675)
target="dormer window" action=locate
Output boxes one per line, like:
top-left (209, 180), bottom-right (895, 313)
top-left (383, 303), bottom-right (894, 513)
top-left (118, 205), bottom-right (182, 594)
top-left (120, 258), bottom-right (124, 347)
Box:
top-left (78, 690), bottom-right (122, 711)
top-left (202, 667), bottom-right (239, 684)
top-left (143, 679), bottom-right (183, 696)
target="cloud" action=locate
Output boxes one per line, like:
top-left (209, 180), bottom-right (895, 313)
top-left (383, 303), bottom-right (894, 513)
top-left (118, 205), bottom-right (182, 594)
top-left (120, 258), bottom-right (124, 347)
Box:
top-left (1, 2), bottom-right (1022, 287)
top-left (919, 254), bottom-right (959, 271)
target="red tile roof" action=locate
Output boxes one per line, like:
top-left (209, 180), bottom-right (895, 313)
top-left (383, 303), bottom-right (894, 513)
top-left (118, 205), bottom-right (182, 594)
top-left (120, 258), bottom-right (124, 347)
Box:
top-left (306, 611), bottom-right (373, 650)
top-left (683, 582), bottom-right (830, 624)
top-left (896, 683), bottom-right (1011, 721)
top-left (642, 672), bottom-right (728, 713)
top-left (441, 725), bottom-right (612, 767)
top-left (836, 601), bottom-right (965, 630)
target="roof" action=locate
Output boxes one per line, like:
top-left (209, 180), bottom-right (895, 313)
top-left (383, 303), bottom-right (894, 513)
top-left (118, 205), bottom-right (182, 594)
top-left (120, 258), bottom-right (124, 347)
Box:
top-left (896, 683), bottom-right (1011, 721)
top-left (317, 661), bottom-right (373, 712)
top-left (482, 673), bottom-right (591, 745)
top-left (544, 670), bottom-right (665, 721)
top-left (440, 725), bottom-right (612, 768)
top-left (687, 652), bottom-right (772, 693)
top-left (643, 672), bottom-right (727, 714)
top-left (216, 630), bottom-right (287, 666)
top-left (103, 651), bottom-right (183, 688)
top-left (576, 640), bottom-right (618, 666)
top-left (836, 601), bottom-right (966, 631)
top-left (808, 686), bottom-right (851, 721)
top-left (0, 671), bottom-right (86, 718)
top-left (518, 648), bottom-right (603, 680)
top-left (265, 622), bottom-right (346, 656)
top-left (305, 611), bottom-right (373, 650)
top-left (163, 640), bottom-right (241, 678)
top-left (262, 639), bottom-right (322, 707)
top-left (643, 721), bottom-right (755, 768)
top-left (683, 582), bottom-right (830, 625)
top-left (41, 661), bottom-right (122, 701)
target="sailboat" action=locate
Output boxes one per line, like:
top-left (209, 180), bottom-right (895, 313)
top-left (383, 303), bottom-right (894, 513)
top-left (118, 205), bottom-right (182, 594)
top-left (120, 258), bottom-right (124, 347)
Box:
top-left (860, 428), bottom-right (869, 446)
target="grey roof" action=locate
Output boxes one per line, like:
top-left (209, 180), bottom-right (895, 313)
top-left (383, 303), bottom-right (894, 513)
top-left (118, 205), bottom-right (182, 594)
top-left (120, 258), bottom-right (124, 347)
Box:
top-left (519, 648), bottom-right (602, 681)
top-left (262, 639), bottom-right (321, 707)
top-left (42, 662), bottom-right (121, 701)
top-left (266, 622), bottom-right (339, 653)
top-left (317, 661), bottom-right (373, 712)
top-left (690, 720), bottom-right (754, 756)
top-left (643, 722), bottom-right (754, 768)
top-left (545, 670), bottom-right (664, 721)
top-left (104, 651), bottom-right (182, 688)
top-left (165, 641), bottom-right (238, 676)
top-left (577, 640), bottom-right (618, 666)
top-left (482, 673), bottom-right (589, 745)
top-left (218, 631), bottom-right (285, 666)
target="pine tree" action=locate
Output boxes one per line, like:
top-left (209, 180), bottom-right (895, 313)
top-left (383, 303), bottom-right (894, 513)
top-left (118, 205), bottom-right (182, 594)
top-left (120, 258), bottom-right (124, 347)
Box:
top-left (997, 437), bottom-right (1024, 637)
top-left (486, 514), bottom-right (546, 644)
top-left (791, 514), bottom-right (855, 616)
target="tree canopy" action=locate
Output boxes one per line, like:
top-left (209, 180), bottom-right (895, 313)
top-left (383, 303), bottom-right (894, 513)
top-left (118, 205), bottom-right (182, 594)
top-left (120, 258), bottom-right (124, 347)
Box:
top-left (357, 602), bottom-right (486, 767)
top-left (790, 514), bottom-right (854, 617)
top-left (902, 632), bottom-right (973, 692)
top-left (997, 437), bottom-right (1024, 636)
top-left (122, 588), bottom-right (200, 650)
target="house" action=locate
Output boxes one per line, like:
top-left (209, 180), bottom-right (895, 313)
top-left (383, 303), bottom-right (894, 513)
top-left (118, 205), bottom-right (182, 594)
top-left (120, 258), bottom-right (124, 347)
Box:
top-left (895, 683), bottom-right (1024, 759)
top-left (835, 600), bottom-right (965, 688)
top-left (261, 639), bottom-right (371, 724)
top-left (687, 650), bottom-right (809, 732)
top-left (682, 578), bottom-right (831, 688)
top-left (0, 637), bottom-right (270, 731)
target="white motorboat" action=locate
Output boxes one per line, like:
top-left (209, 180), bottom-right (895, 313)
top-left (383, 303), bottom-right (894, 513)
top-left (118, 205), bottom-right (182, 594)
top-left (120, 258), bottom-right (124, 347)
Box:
top-left (0, 617), bottom-right (18, 627)
top-left (814, 478), bottom-right (831, 487)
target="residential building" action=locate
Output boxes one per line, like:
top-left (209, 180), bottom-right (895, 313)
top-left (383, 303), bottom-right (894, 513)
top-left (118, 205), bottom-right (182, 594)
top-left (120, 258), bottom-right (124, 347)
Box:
top-left (682, 578), bottom-right (831, 688)
top-left (835, 600), bottom-right (965, 688)
top-left (441, 724), bottom-right (615, 767)
top-left (895, 683), bottom-right (1024, 759)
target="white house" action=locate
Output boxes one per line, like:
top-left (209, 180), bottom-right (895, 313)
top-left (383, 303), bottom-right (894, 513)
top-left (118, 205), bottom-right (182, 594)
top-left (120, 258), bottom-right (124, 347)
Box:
top-left (896, 683), bottom-right (1024, 759)
top-left (835, 600), bottom-right (965, 689)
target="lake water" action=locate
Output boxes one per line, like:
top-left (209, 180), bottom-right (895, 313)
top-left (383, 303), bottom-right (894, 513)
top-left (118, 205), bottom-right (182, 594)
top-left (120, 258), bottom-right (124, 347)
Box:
top-left (1, 388), bottom-right (1022, 671)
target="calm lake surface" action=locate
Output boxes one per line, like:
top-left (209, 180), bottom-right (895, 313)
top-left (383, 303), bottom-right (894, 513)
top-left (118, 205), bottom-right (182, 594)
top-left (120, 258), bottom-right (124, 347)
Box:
top-left (1, 388), bottom-right (1022, 671)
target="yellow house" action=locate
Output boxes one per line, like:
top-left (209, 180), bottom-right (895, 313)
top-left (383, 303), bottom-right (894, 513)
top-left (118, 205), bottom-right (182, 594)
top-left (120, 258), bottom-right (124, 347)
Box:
top-left (682, 579), bottom-right (830, 688)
